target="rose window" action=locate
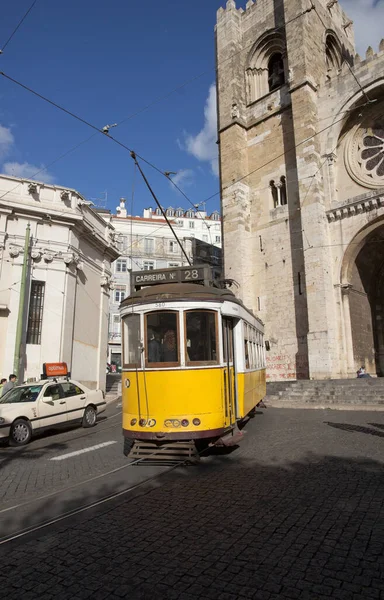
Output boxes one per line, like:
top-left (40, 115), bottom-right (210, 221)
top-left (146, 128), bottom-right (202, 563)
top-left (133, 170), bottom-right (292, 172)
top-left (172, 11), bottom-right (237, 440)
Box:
top-left (345, 106), bottom-right (384, 189)
top-left (361, 125), bottom-right (384, 178)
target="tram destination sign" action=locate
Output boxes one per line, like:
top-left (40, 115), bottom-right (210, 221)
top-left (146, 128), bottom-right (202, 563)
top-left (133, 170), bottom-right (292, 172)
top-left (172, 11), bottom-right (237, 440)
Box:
top-left (131, 265), bottom-right (213, 291)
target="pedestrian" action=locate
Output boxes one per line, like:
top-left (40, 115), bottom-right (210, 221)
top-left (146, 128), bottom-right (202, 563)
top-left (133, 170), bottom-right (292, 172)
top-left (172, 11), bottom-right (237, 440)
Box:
top-left (148, 329), bottom-right (161, 363)
top-left (163, 329), bottom-right (177, 362)
top-left (0, 374), bottom-right (17, 397)
top-left (0, 378), bottom-right (6, 394)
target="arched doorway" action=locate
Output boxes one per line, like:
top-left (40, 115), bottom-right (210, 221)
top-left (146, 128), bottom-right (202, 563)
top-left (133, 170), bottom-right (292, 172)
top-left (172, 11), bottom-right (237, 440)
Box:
top-left (347, 225), bottom-right (384, 375)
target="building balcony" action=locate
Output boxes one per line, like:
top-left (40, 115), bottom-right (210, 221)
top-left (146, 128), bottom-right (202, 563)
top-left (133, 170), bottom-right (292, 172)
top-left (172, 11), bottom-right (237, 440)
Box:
top-left (108, 332), bottom-right (121, 343)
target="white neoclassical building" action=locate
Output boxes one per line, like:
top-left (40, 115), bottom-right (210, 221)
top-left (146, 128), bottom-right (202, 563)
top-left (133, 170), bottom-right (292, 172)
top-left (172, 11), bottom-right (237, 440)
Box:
top-left (0, 174), bottom-right (119, 390)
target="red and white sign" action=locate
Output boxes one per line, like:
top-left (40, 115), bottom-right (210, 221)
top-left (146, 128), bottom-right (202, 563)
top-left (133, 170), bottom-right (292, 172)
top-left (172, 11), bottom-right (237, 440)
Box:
top-left (43, 362), bottom-right (69, 378)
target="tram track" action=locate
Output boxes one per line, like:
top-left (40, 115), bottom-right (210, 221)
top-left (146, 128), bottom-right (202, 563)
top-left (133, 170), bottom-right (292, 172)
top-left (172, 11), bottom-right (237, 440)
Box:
top-left (0, 444), bottom-right (199, 547)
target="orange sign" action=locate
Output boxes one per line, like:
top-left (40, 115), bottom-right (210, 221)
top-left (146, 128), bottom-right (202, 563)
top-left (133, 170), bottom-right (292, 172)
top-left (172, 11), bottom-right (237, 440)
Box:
top-left (43, 362), bottom-right (69, 378)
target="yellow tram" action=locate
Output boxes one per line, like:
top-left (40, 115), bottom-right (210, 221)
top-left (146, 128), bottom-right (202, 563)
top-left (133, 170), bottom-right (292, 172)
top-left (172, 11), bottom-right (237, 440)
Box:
top-left (120, 266), bottom-right (266, 456)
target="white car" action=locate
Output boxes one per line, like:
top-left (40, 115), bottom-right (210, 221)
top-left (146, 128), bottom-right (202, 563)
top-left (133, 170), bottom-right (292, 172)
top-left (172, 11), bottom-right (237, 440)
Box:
top-left (0, 379), bottom-right (106, 446)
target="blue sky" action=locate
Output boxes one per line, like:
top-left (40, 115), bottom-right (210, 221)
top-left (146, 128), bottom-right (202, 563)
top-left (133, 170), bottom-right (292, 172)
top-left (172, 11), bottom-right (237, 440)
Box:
top-left (0, 0), bottom-right (383, 216)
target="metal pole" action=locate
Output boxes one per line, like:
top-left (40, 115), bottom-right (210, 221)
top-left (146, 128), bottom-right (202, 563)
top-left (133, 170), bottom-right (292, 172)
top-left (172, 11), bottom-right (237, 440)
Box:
top-left (13, 223), bottom-right (30, 377)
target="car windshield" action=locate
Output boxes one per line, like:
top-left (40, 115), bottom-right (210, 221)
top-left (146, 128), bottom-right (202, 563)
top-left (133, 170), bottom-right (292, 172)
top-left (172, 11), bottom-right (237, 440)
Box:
top-left (0, 385), bottom-right (43, 404)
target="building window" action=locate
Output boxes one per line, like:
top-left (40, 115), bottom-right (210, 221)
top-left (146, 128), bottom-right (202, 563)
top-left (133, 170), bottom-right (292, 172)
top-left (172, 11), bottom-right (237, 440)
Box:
top-left (116, 259), bottom-right (128, 273)
top-left (166, 207), bottom-right (175, 217)
top-left (279, 176), bottom-right (287, 205)
top-left (27, 281), bottom-right (45, 345)
top-left (189, 221), bottom-right (195, 229)
top-left (186, 210), bottom-right (194, 218)
top-left (118, 235), bottom-right (128, 252)
top-left (114, 285), bottom-right (126, 303)
top-left (175, 219), bottom-right (184, 227)
top-left (268, 53), bottom-right (285, 92)
top-left (168, 262), bottom-right (181, 268)
top-left (155, 207), bottom-right (162, 216)
top-left (175, 208), bottom-right (184, 217)
top-left (270, 176), bottom-right (287, 208)
top-left (169, 240), bottom-right (178, 253)
top-left (325, 33), bottom-right (343, 78)
top-left (144, 238), bottom-right (154, 253)
top-left (215, 236), bottom-right (221, 243)
top-left (211, 212), bottom-right (220, 221)
top-left (143, 260), bottom-right (155, 271)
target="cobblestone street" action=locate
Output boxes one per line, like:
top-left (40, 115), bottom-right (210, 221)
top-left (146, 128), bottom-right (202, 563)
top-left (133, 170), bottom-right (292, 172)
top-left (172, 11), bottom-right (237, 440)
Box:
top-left (1, 407), bottom-right (384, 599)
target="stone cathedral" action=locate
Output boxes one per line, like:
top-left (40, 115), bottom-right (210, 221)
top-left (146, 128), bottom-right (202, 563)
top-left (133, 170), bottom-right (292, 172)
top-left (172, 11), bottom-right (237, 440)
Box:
top-left (216, 0), bottom-right (384, 381)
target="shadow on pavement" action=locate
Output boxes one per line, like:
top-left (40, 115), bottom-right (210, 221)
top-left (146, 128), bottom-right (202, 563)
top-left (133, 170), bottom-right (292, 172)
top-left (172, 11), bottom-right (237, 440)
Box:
top-left (325, 421), bottom-right (384, 438)
top-left (0, 447), bottom-right (384, 600)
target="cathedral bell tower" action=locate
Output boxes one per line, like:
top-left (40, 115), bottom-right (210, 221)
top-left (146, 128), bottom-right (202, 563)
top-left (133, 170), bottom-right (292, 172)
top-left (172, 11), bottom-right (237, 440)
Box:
top-left (216, 0), bottom-right (357, 380)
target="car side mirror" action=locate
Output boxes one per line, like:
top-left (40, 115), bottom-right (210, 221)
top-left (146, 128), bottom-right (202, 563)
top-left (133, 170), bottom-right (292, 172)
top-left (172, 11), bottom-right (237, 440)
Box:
top-left (42, 396), bottom-right (53, 403)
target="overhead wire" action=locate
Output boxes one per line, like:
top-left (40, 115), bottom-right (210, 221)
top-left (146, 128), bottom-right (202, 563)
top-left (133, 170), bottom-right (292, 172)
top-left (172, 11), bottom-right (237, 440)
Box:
top-left (0, 0), bottom-right (39, 53)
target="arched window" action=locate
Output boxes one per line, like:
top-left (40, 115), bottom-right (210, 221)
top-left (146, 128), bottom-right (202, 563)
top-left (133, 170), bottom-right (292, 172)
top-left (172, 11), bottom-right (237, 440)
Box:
top-left (270, 176), bottom-right (287, 208)
top-left (246, 31), bottom-right (286, 104)
top-left (155, 207), bottom-right (162, 216)
top-left (270, 180), bottom-right (278, 208)
top-left (185, 210), bottom-right (194, 218)
top-left (279, 176), bottom-right (287, 206)
top-left (210, 211), bottom-right (220, 221)
top-left (166, 207), bottom-right (175, 217)
top-left (325, 33), bottom-right (343, 78)
top-left (175, 208), bottom-right (184, 217)
top-left (268, 53), bottom-right (285, 92)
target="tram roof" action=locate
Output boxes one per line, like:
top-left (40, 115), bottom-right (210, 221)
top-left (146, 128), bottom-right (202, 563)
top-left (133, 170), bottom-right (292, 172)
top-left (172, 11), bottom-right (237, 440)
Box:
top-left (121, 283), bottom-right (262, 323)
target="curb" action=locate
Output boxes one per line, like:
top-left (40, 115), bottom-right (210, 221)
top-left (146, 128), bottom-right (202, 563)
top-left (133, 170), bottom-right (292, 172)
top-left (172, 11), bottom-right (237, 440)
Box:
top-left (265, 401), bottom-right (384, 411)
top-left (105, 394), bottom-right (121, 405)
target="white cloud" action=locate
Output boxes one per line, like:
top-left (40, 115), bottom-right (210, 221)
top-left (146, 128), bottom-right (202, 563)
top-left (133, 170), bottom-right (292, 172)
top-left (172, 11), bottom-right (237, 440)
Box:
top-left (184, 84), bottom-right (219, 177)
top-left (0, 125), bottom-right (14, 159)
top-left (340, 0), bottom-right (384, 55)
top-left (2, 162), bottom-right (55, 184)
top-left (170, 168), bottom-right (194, 189)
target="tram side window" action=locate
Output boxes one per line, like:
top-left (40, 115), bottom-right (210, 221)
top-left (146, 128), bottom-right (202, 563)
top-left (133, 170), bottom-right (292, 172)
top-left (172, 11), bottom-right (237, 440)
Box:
top-left (249, 327), bottom-right (255, 369)
top-left (244, 323), bottom-right (250, 370)
top-left (123, 314), bottom-right (141, 367)
top-left (146, 311), bottom-right (179, 365)
top-left (185, 311), bottom-right (217, 364)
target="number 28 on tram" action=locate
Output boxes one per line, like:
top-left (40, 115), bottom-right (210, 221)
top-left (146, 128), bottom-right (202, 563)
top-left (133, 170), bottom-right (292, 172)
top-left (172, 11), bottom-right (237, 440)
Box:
top-left (120, 282), bottom-right (266, 452)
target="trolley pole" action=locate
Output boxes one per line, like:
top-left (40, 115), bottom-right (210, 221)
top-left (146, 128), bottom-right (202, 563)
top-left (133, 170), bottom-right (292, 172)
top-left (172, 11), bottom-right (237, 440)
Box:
top-left (13, 223), bottom-right (31, 378)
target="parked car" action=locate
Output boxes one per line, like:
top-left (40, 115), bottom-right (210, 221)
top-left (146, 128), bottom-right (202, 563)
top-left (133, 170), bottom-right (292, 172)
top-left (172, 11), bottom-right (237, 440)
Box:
top-left (0, 379), bottom-right (106, 446)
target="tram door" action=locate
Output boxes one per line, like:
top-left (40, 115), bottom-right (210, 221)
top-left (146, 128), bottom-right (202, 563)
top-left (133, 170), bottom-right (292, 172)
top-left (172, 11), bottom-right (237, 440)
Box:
top-left (222, 317), bottom-right (237, 426)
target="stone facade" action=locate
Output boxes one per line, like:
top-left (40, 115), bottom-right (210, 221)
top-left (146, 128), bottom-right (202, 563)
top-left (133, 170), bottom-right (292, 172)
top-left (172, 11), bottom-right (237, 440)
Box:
top-left (216, 0), bottom-right (384, 380)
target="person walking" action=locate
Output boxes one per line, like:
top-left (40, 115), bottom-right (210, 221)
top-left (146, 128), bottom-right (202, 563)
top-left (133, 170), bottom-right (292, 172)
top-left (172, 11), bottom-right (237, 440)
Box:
top-left (0, 374), bottom-right (17, 397)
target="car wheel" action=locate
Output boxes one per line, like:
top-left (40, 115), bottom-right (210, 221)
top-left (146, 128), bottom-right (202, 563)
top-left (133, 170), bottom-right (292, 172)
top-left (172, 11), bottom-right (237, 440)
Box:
top-left (10, 419), bottom-right (32, 446)
top-left (82, 405), bottom-right (97, 428)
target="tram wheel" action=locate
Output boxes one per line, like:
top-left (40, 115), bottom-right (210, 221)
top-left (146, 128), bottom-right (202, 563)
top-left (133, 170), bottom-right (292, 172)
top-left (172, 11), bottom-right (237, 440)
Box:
top-left (123, 438), bottom-right (134, 457)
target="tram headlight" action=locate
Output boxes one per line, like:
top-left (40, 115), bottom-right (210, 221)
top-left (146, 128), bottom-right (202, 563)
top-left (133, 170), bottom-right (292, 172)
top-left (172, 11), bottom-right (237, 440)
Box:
top-left (181, 419), bottom-right (189, 427)
top-left (193, 418), bottom-right (201, 426)
top-left (148, 419), bottom-right (156, 427)
top-left (139, 419), bottom-right (147, 427)
top-left (130, 418), bottom-right (137, 426)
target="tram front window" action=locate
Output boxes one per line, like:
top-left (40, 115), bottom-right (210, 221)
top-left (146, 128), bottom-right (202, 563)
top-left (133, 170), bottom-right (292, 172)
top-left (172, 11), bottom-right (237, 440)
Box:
top-left (123, 314), bottom-right (141, 367)
top-left (186, 311), bottom-right (217, 364)
top-left (146, 311), bottom-right (179, 365)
